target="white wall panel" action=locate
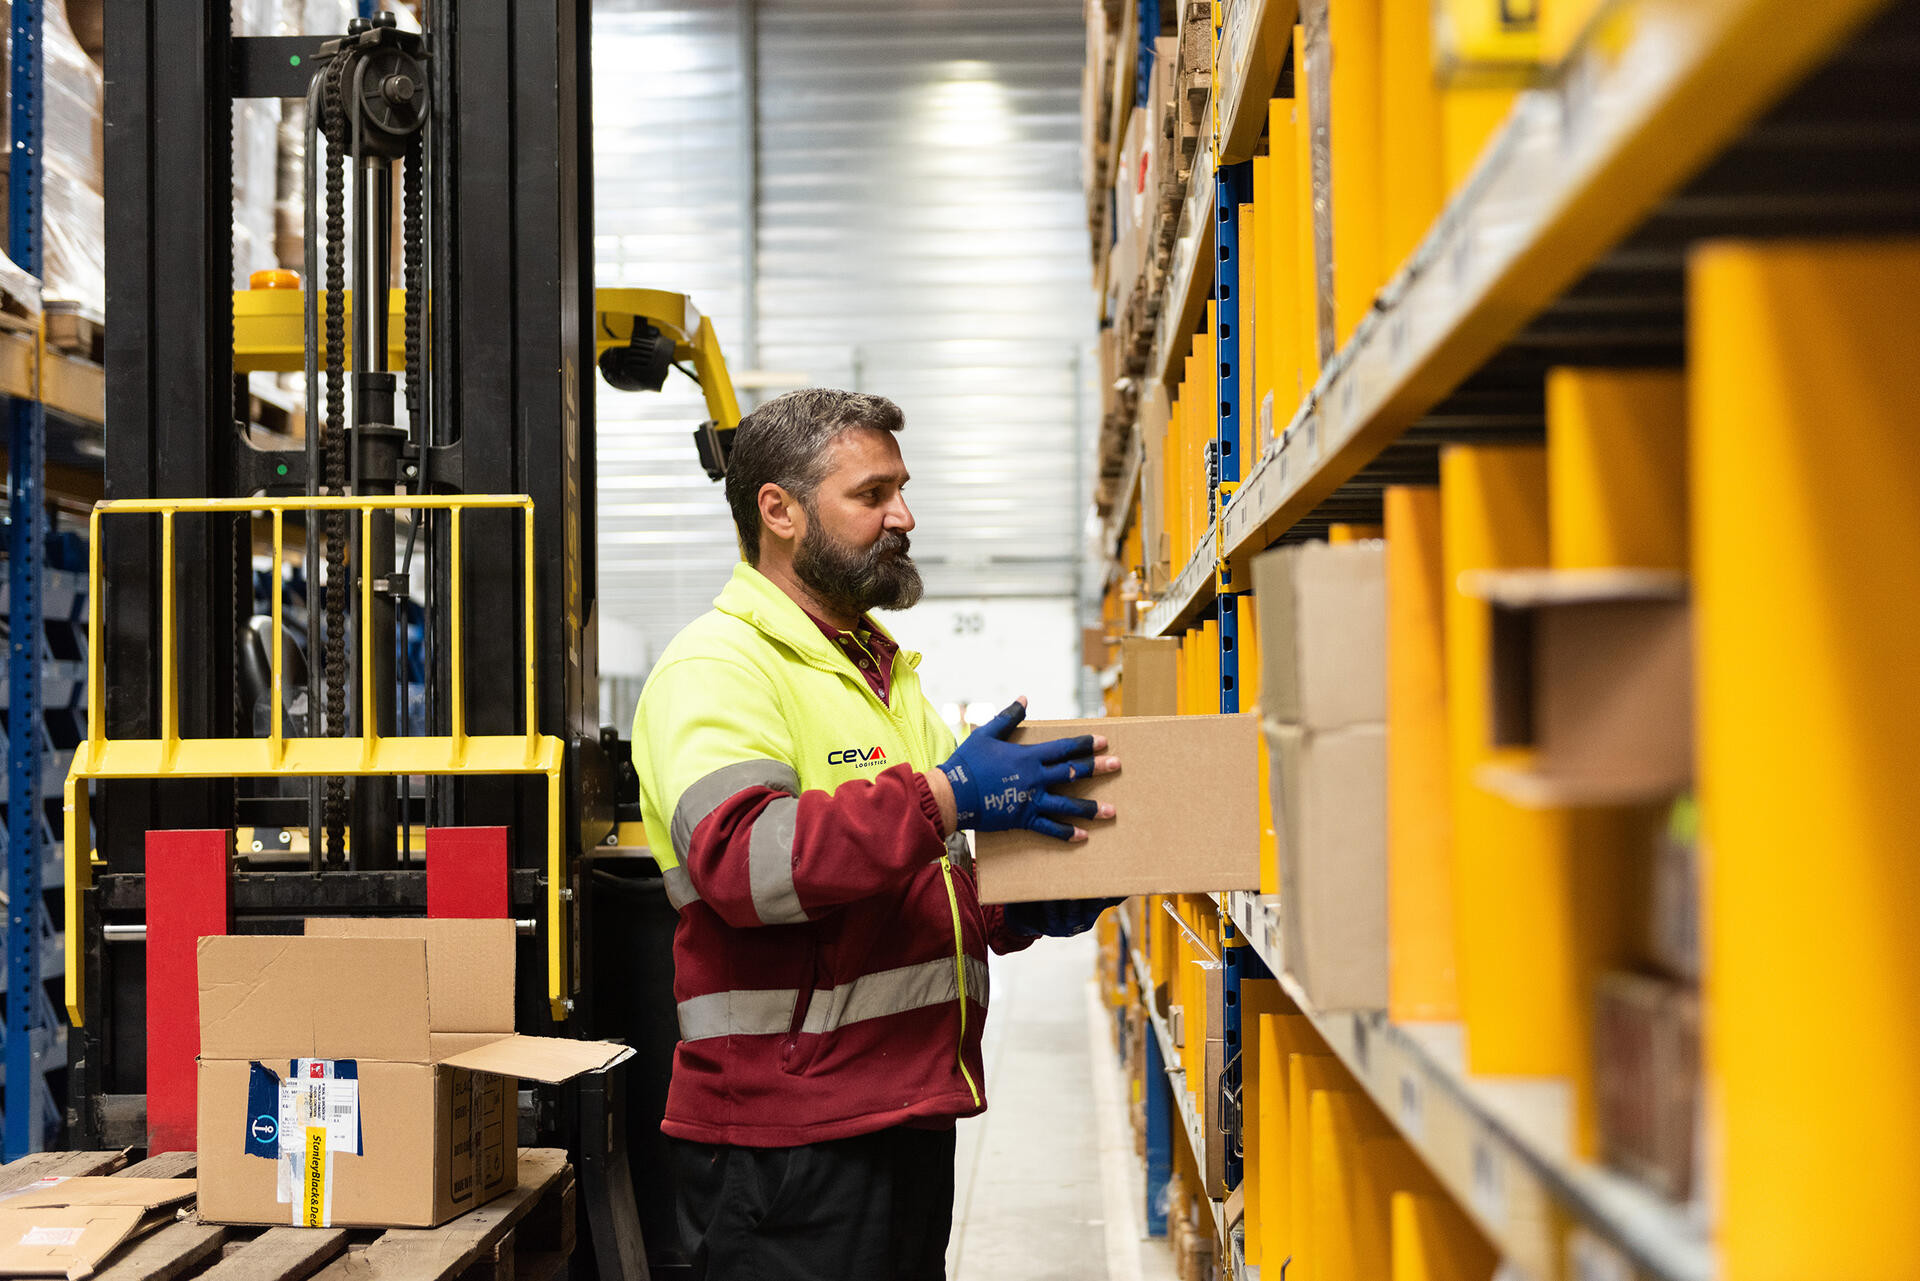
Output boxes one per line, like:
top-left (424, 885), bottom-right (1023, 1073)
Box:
top-left (593, 0), bottom-right (1096, 671)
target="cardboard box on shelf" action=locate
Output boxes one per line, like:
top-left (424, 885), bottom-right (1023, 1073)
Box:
top-left (1469, 570), bottom-right (1693, 805)
top-left (1119, 637), bottom-right (1181, 717)
top-left (1267, 719), bottom-right (1388, 1011)
top-left (196, 920), bottom-right (631, 1229)
top-left (1199, 1033), bottom-right (1228, 1198)
top-left (1252, 540), bottom-right (1387, 728)
top-left (1595, 972), bottom-right (1700, 1201)
top-left (974, 714), bottom-right (1260, 903)
top-left (1082, 626), bottom-right (1111, 671)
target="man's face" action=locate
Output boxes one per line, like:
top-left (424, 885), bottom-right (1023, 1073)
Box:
top-left (791, 427), bottom-right (923, 616)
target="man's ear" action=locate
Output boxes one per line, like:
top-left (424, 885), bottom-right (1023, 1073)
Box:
top-left (758, 483), bottom-right (804, 547)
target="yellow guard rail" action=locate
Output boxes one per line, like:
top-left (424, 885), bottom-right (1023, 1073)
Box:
top-left (63, 493), bottom-right (571, 1023)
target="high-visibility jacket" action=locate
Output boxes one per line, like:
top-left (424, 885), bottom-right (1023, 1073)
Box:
top-left (632, 563), bottom-right (1034, 1147)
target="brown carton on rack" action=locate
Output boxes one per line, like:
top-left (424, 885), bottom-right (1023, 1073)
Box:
top-left (195, 921), bottom-right (630, 1229)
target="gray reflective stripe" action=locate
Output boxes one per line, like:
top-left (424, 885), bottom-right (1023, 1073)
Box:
top-left (747, 796), bottom-right (806, 925)
top-left (676, 988), bottom-right (798, 1042)
top-left (944, 831), bottom-right (973, 876)
top-left (660, 864), bottom-right (701, 910)
top-left (676, 954), bottom-right (993, 1042)
top-left (669, 758), bottom-right (800, 860)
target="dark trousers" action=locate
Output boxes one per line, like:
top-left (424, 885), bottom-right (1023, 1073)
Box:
top-left (670, 1126), bottom-right (957, 1281)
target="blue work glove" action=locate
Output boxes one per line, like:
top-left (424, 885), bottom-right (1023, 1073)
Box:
top-left (1005, 897), bottom-right (1126, 939)
top-left (938, 699), bottom-right (1101, 842)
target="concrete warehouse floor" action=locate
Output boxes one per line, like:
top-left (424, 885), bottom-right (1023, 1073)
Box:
top-left (948, 931), bottom-right (1178, 1281)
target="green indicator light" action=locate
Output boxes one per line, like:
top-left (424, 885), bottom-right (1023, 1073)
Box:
top-left (276, 463), bottom-right (289, 476)
top-left (289, 54), bottom-right (302, 67)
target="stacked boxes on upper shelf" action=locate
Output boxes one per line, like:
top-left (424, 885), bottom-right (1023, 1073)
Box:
top-left (1253, 539), bottom-right (1387, 1012)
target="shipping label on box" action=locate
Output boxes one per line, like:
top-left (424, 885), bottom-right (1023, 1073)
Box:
top-left (974, 714), bottom-right (1259, 903)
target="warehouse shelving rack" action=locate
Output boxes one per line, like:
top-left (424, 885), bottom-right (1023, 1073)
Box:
top-left (1, 0), bottom-right (106, 1160)
top-left (1090, 0), bottom-right (1920, 1278)
top-left (1138, 0), bottom-right (1907, 640)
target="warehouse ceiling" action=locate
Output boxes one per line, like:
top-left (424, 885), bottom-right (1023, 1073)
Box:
top-left (593, 0), bottom-right (1098, 667)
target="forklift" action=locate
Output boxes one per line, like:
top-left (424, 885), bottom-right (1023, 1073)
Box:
top-left (63, 5), bottom-right (734, 1275)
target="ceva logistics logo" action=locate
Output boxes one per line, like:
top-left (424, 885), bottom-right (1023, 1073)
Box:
top-left (827, 745), bottom-right (888, 768)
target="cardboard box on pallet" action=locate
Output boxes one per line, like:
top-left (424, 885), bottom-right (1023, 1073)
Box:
top-left (973, 713), bottom-right (1260, 903)
top-left (0, 1179), bottom-right (196, 1280)
top-left (196, 920), bottom-right (631, 1229)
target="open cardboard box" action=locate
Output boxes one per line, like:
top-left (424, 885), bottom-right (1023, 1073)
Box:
top-left (973, 714), bottom-right (1259, 903)
top-left (0, 1179), bottom-right (196, 1281)
top-left (1462, 568), bottom-right (1692, 806)
top-left (196, 919), bottom-right (631, 1229)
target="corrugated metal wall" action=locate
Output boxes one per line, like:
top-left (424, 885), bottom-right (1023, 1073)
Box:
top-left (593, 0), bottom-right (1095, 666)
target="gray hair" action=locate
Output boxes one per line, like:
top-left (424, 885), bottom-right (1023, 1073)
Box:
top-left (723, 388), bottom-right (906, 564)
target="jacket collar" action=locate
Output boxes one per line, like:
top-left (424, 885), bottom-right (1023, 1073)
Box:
top-left (715, 563), bottom-right (922, 675)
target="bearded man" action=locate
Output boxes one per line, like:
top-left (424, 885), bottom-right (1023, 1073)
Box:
top-left (631, 388), bottom-right (1122, 1280)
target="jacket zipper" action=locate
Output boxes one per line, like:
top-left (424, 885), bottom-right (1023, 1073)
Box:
top-left (938, 854), bottom-right (982, 1107)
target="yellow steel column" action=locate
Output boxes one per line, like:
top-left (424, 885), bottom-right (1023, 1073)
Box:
top-left (1288, 1052), bottom-right (1345, 1281)
top-left (1385, 485), bottom-right (1456, 1022)
top-left (1546, 367), bottom-right (1687, 570)
top-left (1692, 239), bottom-right (1920, 1278)
top-left (1263, 99), bottom-right (1301, 416)
top-left (159, 510), bottom-right (179, 768)
top-left (1390, 1192), bottom-right (1495, 1281)
top-left (1310, 1089), bottom-right (1396, 1281)
top-left (1379, 0), bottom-right (1444, 277)
top-left (270, 509), bottom-right (285, 765)
top-left (1329, 0), bottom-right (1384, 347)
top-left (1240, 978), bottom-right (1284, 1264)
top-left (1292, 25), bottom-right (1322, 386)
top-left (449, 506), bottom-right (467, 765)
top-left (1440, 86), bottom-right (1512, 197)
top-left (1441, 445), bottom-right (1641, 1155)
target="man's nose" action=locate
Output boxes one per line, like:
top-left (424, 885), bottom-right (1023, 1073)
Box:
top-left (885, 495), bottom-right (915, 534)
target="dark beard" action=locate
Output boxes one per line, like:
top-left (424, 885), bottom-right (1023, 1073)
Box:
top-left (792, 517), bottom-right (925, 616)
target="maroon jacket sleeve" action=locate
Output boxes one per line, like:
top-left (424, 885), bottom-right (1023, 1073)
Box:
top-left (682, 762), bottom-right (950, 929)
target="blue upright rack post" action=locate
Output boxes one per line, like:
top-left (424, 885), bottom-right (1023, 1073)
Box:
top-left (1212, 157), bottom-right (1255, 1194)
top-left (1135, 0), bottom-right (1160, 110)
top-left (5, 0), bottom-right (48, 1161)
top-left (1143, 1020), bottom-right (1172, 1237)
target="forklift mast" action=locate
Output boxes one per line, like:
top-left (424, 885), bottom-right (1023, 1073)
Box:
top-left (81, 0), bottom-right (605, 1142)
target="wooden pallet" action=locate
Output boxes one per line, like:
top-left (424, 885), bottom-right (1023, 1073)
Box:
top-left (45, 305), bottom-right (105, 364)
top-left (0, 1149), bottom-right (576, 1281)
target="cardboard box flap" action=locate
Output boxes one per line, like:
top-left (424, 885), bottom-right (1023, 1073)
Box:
top-left (438, 1034), bottom-right (634, 1084)
top-left (199, 935), bottom-right (431, 1063)
top-left (0, 1204), bottom-right (149, 1280)
top-left (303, 918), bottom-right (514, 1033)
top-left (0, 1179), bottom-right (195, 1212)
